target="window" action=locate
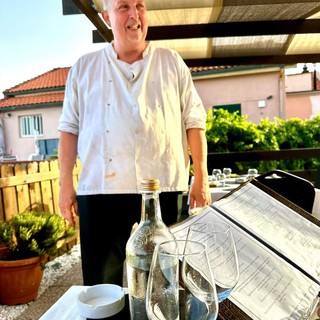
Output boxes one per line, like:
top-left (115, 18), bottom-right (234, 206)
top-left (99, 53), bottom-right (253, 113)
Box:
top-left (20, 115), bottom-right (43, 137)
top-left (38, 139), bottom-right (59, 158)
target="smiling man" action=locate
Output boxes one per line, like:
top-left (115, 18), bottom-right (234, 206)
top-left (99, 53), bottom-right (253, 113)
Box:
top-left (58, 0), bottom-right (211, 287)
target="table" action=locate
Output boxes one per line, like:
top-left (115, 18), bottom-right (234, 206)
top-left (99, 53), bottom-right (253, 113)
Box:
top-left (210, 185), bottom-right (239, 202)
top-left (41, 284), bottom-right (320, 320)
top-left (39, 286), bottom-right (130, 320)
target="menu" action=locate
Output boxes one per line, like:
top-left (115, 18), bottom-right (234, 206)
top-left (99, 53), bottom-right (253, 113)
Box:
top-left (171, 179), bottom-right (320, 320)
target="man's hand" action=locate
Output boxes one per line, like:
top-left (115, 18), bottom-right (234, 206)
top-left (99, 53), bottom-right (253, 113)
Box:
top-left (189, 178), bottom-right (211, 209)
top-left (59, 185), bottom-right (78, 226)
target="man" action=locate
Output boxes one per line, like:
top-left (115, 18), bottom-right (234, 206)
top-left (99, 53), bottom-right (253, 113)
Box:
top-left (58, 0), bottom-right (211, 285)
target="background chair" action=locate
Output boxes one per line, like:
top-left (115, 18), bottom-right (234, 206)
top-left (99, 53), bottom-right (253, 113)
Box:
top-left (256, 169), bottom-right (315, 213)
top-left (314, 169), bottom-right (320, 189)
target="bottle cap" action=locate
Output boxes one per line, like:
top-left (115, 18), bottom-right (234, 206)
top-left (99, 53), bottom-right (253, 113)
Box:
top-left (140, 179), bottom-right (160, 191)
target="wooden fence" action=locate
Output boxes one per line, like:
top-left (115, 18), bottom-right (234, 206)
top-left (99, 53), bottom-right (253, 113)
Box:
top-left (0, 159), bottom-right (82, 252)
top-left (0, 159), bottom-right (81, 221)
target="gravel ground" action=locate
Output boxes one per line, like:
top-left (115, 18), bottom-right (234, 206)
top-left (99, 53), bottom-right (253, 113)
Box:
top-left (0, 244), bottom-right (81, 320)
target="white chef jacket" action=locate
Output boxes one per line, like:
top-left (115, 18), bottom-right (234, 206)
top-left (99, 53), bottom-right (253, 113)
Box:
top-left (58, 42), bottom-right (207, 195)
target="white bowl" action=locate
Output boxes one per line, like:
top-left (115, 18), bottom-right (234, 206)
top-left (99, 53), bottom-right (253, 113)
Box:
top-left (76, 284), bottom-right (125, 319)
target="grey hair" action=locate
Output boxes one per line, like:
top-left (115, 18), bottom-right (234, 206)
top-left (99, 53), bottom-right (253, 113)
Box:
top-left (103, 0), bottom-right (110, 10)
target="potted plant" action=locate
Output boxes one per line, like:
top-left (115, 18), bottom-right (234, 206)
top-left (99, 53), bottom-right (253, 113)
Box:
top-left (0, 210), bottom-right (76, 305)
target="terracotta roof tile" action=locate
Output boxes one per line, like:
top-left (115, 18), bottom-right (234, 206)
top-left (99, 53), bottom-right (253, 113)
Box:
top-left (4, 67), bottom-right (70, 94)
top-left (0, 92), bottom-right (65, 109)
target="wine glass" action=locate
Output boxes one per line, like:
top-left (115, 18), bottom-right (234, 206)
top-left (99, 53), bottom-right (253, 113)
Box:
top-left (212, 169), bottom-right (222, 181)
top-left (222, 168), bottom-right (232, 178)
top-left (247, 168), bottom-right (258, 177)
top-left (216, 173), bottom-right (226, 187)
top-left (146, 240), bottom-right (219, 320)
top-left (187, 222), bottom-right (239, 303)
top-left (146, 240), bottom-right (180, 320)
top-left (180, 240), bottom-right (219, 319)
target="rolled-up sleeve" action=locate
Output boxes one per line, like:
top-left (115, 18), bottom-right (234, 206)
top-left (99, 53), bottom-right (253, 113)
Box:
top-left (176, 53), bottom-right (207, 130)
top-left (58, 66), bottom-right (80, 136)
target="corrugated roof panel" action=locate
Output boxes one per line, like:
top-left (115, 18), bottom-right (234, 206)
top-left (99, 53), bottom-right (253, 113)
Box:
top-left (212, 35), bottom-right (289, 57)
top-left (287, 34), bottom-right (320, 54)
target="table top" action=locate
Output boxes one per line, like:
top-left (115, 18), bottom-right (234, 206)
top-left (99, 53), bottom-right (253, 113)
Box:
top-left (41, 284), bottom-right (320, 320)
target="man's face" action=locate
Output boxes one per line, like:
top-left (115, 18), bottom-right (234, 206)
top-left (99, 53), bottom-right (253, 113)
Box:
top-left (102, 0), bottom-right (148, 45)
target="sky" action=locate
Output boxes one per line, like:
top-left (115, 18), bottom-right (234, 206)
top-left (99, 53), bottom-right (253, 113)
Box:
top-left (0, 1), bottom-right (319, 100)
top-left (0, 0), bottom-right (106, 98)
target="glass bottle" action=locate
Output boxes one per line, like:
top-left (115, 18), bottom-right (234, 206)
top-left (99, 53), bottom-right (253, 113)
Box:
top-left (125, 178), bottom-right (176, 320)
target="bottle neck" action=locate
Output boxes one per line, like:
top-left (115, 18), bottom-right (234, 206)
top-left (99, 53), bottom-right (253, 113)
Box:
top-left (141, 191), bottom-right (162, 221)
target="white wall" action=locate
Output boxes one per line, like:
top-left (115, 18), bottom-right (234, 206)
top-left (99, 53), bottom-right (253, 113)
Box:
top-left (1, 106), bottom-right (61, 160)
top-left (285, 73), bottom-right (312, 92)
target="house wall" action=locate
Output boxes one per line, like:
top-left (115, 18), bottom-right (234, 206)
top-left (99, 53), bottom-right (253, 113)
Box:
top-left (285, 73), bottom-right (320, 120)
top-left (286, 94), bottom-right (313, 120)
top-left (310, 95), bottom-right (320, 118)
top-left (193, 68), bottom-right (285, 124)
top-left (286, 73), bottom-right (312, 92)
top-left (1, 106), bottom-right (61, 161)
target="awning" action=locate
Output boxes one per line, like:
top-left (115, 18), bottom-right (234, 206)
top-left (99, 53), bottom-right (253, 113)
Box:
top-left (64, 0), bottom-right (320, 66)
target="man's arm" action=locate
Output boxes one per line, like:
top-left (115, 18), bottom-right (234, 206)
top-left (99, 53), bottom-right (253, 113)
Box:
top-left (58, 131), bottom-right (79, 226)
top-left (187, 128), bottom-right (211, 208)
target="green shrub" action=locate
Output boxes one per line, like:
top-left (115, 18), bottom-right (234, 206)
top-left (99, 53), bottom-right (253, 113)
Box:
top-left (206, 110), bottom-right (320, 173)
top-left (206, 109), bottom-right (263, 152)
top-left (0, 211), bottom-right (76, 262)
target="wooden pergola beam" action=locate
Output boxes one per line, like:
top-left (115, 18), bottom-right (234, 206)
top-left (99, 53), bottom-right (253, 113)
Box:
top-left (91, 19), bottom-right (320, 43)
